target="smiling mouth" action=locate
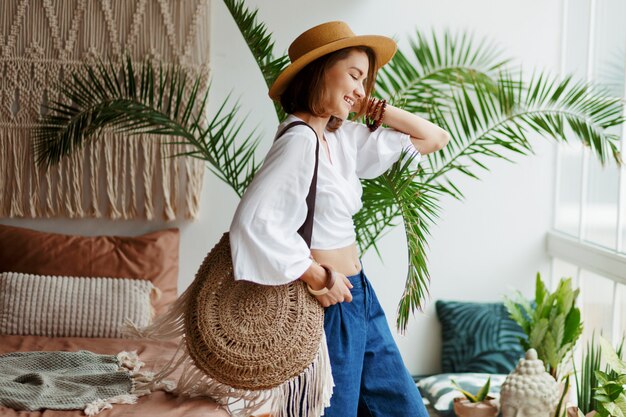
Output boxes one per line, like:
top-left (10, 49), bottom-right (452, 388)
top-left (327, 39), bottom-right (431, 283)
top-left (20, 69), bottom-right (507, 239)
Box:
top-left (344, 96), bottom-right (355, 107)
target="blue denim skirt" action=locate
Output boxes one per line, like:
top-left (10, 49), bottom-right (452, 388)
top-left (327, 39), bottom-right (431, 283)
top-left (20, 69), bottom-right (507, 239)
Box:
top-left (320, 267), bottom-right (428, 417)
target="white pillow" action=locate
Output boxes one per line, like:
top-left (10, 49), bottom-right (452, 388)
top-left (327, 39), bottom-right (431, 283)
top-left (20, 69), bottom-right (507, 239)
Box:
top-left (0, 272), bottom-right (155, 338)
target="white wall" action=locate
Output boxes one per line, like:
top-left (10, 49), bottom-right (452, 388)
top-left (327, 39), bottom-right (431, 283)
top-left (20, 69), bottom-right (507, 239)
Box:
top-left (0, 0), bottom-right (564, 375)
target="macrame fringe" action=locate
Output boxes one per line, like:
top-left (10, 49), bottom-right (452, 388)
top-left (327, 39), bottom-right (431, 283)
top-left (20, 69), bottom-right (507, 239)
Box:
top-left (88, 140), bottom-right (101, 218)
top-left (0, 128), bottom-right (204, 220)
top-left (0, 0), bottom-right (209, 220)
top-left (124, 283), bottom-right (334, 417)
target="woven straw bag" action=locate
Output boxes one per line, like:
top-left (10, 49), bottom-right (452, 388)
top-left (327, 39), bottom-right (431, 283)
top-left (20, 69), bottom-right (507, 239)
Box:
top-left (127, 121), bottom-right (333, 417)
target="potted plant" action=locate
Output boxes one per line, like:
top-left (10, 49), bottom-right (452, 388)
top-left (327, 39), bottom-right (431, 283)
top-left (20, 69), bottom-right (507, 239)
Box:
top-left (592, 336), bottom-right (626, 417)
top-left (573, 333), bottom-right (606, 416)
top-left (451, 377), bottom-right (498, 417)
top-left (504, 273), bottom-right (583, 379)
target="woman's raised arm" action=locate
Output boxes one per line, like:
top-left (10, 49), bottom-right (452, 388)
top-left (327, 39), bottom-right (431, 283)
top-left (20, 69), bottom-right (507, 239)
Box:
top-left (366, 101), bottom-right (450, 156)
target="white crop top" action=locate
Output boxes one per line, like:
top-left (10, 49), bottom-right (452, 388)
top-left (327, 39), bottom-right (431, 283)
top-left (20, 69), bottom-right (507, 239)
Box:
top-left (229, 114), bottom-right (421, 285)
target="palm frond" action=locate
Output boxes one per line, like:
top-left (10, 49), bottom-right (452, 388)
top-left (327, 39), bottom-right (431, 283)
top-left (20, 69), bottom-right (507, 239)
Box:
top-left (33, 56), bottom-right (261, 197)
top-left (360, 45), bottom-right (622, 330)
top-left (376, 30), bottom-right (510, 113)
top-left (34, 56), bottom-right (203, 165)
top-left (355, 153), bottom-right (444, 331)
top-left (426, 71), bottom-right (624, 190)
top-left (166, 92), bottom-right (263, 197)
top-left (223, 0), bottom-right (289, 121)
top-left (395, 181), bottom-right (442, 331)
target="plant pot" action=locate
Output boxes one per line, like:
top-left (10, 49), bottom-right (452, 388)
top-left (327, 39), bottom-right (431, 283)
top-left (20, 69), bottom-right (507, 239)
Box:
top-left (566, 407), bottom-right (597, 417)
top-left (453, 396), bottom-right (499, 417)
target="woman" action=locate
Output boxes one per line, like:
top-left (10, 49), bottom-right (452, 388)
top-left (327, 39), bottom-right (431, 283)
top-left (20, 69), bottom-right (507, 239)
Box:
top-left (229, 21), bottom-right (449, 416)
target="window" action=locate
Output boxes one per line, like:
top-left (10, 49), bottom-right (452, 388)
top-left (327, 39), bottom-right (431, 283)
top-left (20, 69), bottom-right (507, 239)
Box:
top-left (552, 0), bottom-right (626, 344)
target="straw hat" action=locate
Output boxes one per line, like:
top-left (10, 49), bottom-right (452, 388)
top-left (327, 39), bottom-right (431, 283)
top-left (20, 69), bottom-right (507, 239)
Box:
top-left (268, 21), bottom-right (398, 101)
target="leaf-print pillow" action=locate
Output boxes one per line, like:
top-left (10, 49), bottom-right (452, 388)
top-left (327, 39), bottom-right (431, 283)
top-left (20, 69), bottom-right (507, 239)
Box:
top-left (436, 300), bottom-right (527, 374)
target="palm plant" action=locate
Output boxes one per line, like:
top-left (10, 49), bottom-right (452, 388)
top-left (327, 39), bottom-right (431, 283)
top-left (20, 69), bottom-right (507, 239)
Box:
top-left (33, 0), bottom-right (624, 332)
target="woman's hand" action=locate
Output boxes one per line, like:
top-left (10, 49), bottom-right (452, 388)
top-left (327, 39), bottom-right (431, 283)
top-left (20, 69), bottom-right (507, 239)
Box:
top-left (299, 263), bottom-right (353, 307)
top-left (314, 271), bottom-right (353, 307)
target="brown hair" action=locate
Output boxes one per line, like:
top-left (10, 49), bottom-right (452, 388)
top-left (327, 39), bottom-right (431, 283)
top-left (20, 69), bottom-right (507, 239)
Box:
top-left (279, 46), bottom-right (378, 132)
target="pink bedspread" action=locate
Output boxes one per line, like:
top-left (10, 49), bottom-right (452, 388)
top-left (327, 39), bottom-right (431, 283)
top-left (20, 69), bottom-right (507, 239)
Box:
top-left (0, 335), bottom-right (230, 417)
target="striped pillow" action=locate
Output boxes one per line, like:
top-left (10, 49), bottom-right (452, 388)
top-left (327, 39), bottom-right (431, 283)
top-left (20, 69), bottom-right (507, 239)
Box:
top-left (0, 272), bottom-right (155, 338)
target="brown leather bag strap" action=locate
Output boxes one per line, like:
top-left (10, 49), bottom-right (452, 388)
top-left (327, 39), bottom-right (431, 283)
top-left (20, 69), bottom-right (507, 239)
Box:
top-left (274, 120), bottom-right (319, 248)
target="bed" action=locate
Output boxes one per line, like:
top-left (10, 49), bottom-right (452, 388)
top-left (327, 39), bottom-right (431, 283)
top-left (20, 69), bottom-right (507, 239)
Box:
top-left (0, 224), bottom-right (229, 417)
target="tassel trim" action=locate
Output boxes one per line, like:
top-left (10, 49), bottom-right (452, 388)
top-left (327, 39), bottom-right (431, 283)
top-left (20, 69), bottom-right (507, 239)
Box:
top-left (123, 284), bottom-right (334, 416)
top-left (82, 350), bottom-right (169, 416)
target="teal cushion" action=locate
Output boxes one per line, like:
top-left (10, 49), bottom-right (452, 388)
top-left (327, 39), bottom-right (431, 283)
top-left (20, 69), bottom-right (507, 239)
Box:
top-left (436, 300), bottom-right (526, 374)
top-left (417, 373), bottom-right (506, 417)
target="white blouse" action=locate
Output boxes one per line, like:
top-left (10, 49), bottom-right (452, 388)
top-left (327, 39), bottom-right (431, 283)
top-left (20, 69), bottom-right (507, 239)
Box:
top-left (229, 114), bottom-right (421, 285)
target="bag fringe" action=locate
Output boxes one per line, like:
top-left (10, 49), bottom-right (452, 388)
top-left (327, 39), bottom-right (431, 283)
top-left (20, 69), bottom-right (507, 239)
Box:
top-left (124, 277), bottom-right (334, 416)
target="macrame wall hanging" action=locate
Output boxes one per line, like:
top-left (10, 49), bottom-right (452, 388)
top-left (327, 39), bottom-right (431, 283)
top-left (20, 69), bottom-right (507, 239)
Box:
top-left (0, 0), bottom-right (211, 220)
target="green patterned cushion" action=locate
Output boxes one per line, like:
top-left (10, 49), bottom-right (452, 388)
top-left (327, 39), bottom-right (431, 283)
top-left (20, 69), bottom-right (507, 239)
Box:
top-left (436, 300), bottom-right (526, 374)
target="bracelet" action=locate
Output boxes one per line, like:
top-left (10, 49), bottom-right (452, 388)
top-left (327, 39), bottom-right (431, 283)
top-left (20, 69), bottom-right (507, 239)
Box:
top-left (321, 264), bottom-right (336, 290)
top-left (306, 263), bottom-right (335, 296)
top-left (370, 99), bottom-right (387, 131)
top-left (306, 283), bottom-right (328, 296)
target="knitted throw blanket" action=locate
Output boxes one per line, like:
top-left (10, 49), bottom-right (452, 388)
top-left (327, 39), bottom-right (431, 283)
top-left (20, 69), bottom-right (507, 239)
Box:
top-left (0, 350), bottom-right (163, 416)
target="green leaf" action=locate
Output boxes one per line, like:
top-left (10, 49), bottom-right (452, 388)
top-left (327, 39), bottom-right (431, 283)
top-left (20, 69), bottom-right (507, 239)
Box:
top-left (529, 318), bottom-right (549, 348)
top-left (535, 272), bottom-right (547, 306)
top-left (451, 379), bottom-right (479, 402)
top-left (616, 393), bottom-right (626, 417)
top-left (595, 402), bottom-right (612, 417)
top-left (504, 297), bottom-right (530, 333)
top-left (595, 371), bottom-right (611, 385)
top-left (552, 313), bottom-right (566, 349)
top-left (475, 377), bottom-right (491, 402)
top-left (600, 336), bottom-right (626, 375)
top-left (599, 382), bottom-right (624, 402)
top-left (563, 308), bottom-right (582, 348)
top-left (543, 330), bottom-right (559, 371)
top-left (601, 400), bottom-right (626, 417)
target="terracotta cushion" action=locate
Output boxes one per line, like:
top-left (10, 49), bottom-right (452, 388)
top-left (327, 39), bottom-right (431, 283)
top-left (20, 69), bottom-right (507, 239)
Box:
top-left (0, 224), bottom-right (179, 316)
